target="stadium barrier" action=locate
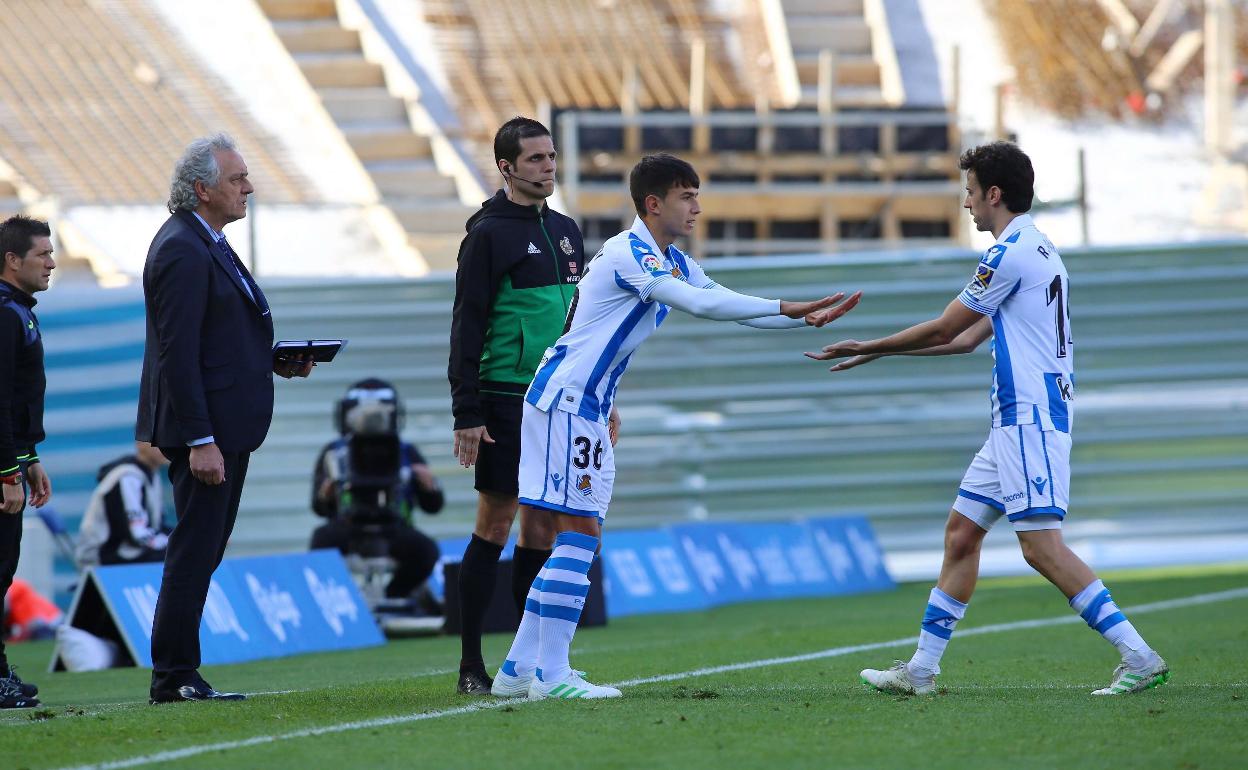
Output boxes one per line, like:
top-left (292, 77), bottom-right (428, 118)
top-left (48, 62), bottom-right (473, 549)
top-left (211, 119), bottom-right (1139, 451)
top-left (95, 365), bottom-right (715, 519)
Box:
top-left (49, 550), bottom-right (383, 671)
top-left (431, 516), bottom-right (894, 621)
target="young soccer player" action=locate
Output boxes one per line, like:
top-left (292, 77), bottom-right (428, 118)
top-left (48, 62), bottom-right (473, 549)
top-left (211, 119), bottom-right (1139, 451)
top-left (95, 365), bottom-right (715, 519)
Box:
top-left (491, 154), bottom-right (862, 699)
top-left (808, 141), bottom-right (1168, 696)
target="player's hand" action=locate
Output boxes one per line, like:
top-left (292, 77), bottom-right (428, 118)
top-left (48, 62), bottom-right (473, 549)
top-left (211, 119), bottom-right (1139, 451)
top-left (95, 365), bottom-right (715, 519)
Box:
top-left (804, 339), bottom-right (865, 363)
top-left (803, 291), bottom-right (863, 327)
top-left (190, 442), bottom-right (226, 485)
top-left (608, 407), bottom-right (621, 447)
top-left (1, 482), bottom-right (23, 514)
top-left (453, 425), bottom-right (494, 468)
top-left (827, 352), bottom-right (883, 372)
top-left (26, 462), bottom-right (51, 507)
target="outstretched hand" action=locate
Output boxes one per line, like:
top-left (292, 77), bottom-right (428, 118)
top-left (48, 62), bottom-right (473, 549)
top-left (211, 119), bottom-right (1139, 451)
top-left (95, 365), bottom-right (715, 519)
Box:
top-left (804, 339), bottom-right (865, 363)
top-left (826, 352), bottom-right (883, 372)
top-left (780, 290), bottom-right (863, 326)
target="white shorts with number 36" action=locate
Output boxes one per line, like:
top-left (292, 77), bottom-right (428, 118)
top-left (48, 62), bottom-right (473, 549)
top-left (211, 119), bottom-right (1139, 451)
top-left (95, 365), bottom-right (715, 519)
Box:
top-left (953, 423), bottom-right (1071, 532)
top-left (518, 401), bottom-right (615, 519)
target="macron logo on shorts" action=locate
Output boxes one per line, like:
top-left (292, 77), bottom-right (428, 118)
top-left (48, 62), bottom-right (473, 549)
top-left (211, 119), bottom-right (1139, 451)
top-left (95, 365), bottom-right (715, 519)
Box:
top-left (1032, 476), bottom-right (1048, 494)
top-left (551, 473), bottom-right (563, 491)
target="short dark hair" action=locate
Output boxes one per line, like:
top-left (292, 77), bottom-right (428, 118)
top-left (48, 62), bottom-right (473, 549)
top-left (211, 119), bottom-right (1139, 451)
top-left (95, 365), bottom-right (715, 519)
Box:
top-left (0, 215), bottom-right (51, 262)
top-left (959, 142), bottom-right (1034, 213)
top-left (493, 117), bottom-right (552, 166)
top-left (629, 154), bottom-right (701, 217)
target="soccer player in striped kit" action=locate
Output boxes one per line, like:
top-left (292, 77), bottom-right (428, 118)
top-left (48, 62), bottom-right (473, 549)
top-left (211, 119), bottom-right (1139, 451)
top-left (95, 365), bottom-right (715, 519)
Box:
top-left (490, 154), bottom-right (861, 699)
top-left (808, 142), bottom-right (1168, 696)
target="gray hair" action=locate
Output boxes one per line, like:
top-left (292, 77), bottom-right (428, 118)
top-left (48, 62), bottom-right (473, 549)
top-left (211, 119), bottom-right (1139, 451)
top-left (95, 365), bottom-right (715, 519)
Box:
top-left (166, 133), bottom-right (238, 213)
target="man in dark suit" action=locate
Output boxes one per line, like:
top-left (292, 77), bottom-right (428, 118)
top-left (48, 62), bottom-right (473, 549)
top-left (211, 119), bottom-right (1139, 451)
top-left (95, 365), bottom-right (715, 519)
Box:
top-left (137, 133), bottom-right (312, 704)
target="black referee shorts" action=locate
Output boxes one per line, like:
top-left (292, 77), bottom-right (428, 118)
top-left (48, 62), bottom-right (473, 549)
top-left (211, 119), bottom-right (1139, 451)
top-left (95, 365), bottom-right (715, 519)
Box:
top-left (475, 393), bottom-right (523, 496)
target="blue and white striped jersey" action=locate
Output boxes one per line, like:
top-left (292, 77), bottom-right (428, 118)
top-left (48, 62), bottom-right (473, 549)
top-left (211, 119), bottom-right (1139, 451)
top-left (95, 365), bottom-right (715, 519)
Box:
top-left (526, 217), bottom-right (714, 424)
top-left (957, 214), bottom-right (1076, 432)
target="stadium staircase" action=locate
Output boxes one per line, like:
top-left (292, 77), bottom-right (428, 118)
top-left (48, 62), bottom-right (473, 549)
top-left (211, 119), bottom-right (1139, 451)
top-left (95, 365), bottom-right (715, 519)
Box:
top-left (34, 241), bottom-right (1248, 587)
top-left (256, 0), bottom-right (475, 270)
top-left (783, 0), bottom-right (889, 107)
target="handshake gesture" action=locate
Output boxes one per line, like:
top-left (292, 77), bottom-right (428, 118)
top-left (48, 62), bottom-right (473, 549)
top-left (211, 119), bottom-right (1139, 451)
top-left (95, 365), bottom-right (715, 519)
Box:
top-left (780, 291), bottom-right (863, 327)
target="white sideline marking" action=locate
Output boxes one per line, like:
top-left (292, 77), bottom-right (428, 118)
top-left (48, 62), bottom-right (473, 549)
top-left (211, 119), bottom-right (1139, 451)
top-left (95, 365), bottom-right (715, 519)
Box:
top-left (59, 586), bottom-right (1248, 770)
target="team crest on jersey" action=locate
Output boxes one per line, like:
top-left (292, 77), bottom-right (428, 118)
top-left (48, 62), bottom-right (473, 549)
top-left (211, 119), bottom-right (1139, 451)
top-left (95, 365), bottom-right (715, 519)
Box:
top-left (981, 244), bottom-right (1007, 268)
top-left (670, 265), bottom-right (684, 280)
top-left (576, 474), bottom-right (593, 497)
top-left (560, 236), bottom-right (574, 255)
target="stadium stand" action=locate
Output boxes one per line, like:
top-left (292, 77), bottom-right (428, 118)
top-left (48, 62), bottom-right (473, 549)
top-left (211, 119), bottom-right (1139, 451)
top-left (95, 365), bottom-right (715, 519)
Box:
top-left (32, 240), bottom-right (1248, 602)
top-left (257, 0), bottom-right (477, 269)
top-left (0, 0), bottom-right (309, 205)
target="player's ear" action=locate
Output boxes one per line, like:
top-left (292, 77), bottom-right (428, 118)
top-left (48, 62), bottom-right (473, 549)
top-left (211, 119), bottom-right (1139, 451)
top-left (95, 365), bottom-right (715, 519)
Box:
top-left (987, 185), bottom-right (1004, 207)
top-left (645, 193), bottom-right (661, 217)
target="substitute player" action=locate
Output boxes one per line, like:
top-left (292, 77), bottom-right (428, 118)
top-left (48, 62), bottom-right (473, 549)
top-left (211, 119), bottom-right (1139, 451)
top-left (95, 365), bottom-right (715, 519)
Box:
top-left (808, 141), bottom-right (1168, 696)
top-left (490, 154), bottom-right (861, 699)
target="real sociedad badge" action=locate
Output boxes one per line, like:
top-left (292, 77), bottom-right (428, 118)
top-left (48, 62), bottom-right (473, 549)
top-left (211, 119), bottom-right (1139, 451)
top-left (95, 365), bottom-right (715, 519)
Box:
top-left (560, 236), bottom-right (574, 255)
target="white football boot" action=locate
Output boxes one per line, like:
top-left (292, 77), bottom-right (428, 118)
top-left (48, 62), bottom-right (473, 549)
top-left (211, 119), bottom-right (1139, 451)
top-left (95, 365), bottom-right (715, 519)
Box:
top-left (1092, 654), bottom-right (1170, 695)
top-left (490, 668), bottom-right (533, 698)
top-left (860, 661), bottom-right (935, 695)
top-left (528, 670), bottom-right (622, 700)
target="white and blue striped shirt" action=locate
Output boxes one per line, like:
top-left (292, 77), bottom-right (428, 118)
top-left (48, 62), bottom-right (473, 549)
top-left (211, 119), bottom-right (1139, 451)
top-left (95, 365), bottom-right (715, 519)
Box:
top-left (958, 214), bottom-right (1076, 432)
top-left (526, 217), bottom-right (717, 424)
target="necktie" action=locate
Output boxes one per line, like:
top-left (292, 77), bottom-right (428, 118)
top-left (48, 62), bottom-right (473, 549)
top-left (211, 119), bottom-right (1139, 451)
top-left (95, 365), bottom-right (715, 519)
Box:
top-left (217, 238), bottom-right (268, 313)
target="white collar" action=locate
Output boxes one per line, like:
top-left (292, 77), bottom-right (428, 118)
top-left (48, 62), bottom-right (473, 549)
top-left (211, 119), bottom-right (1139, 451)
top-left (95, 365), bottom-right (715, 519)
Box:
top-left (997, 213), bottom-right (1035, 243)
top-left (191, 212), bottom-right (225, 243)
top-left (628, 216), bottom-right (686, 260)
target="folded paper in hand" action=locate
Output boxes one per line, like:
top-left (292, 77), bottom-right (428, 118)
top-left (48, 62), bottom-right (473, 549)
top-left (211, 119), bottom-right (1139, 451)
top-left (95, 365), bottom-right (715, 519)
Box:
top-left (272, 339), bottom-right (347, 363)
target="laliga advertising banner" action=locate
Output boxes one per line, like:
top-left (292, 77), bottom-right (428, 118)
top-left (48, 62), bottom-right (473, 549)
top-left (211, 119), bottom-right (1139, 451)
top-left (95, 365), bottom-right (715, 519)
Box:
top-left (601, 516), bottom-right (894, 617)
top-left (51, 550), bottom-right (383, 670)
top-left (431, 516), bottom-right (893, 619)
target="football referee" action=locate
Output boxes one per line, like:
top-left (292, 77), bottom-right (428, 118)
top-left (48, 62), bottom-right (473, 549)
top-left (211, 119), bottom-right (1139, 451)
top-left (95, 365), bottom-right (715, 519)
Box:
top-left (0, 215), bottom-right (56, 709)
top-left (448, 117), bottom-right (599, 694)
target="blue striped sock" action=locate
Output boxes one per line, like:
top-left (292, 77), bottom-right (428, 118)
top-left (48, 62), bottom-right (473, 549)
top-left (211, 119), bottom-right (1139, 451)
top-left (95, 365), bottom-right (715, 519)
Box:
top-left (501, 566), bottom-right (546, 678)
top-left (1070, 580), bottom-right (1151, 663)
top-left (910, 587), bottom-right (967, 676)
top-left (536, 531), bottom-right (598, 684)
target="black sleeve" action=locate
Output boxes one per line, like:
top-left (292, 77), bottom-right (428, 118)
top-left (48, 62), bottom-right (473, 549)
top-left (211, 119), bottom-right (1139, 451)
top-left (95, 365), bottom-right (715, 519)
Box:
top-left (149, 235), bottom-right (214, 443)
top-left (0, 310), bottom-right (22, 474)
top-left (311, 444), bottom-right (337, 518)
top-left (448, 226), bottom-right (501, 430)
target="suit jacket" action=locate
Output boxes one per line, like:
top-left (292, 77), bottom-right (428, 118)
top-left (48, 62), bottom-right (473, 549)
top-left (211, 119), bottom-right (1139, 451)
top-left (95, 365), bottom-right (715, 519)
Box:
top-left (136, 210), bottom-right (275, 453)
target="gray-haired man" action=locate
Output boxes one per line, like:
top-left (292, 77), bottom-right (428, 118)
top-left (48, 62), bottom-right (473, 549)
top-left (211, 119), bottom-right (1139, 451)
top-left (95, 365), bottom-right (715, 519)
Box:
top-left (137, 134), bottom-right (313, 704)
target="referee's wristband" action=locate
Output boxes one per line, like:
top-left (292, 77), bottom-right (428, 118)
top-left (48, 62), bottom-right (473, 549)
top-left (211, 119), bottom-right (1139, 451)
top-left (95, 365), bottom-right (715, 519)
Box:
top-left (0, 471), bottom-right (22, 486)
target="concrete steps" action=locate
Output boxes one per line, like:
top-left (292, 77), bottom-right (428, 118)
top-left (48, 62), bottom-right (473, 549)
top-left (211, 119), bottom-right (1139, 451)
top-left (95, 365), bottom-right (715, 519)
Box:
top-left (259, 0), bottom-right (469, 267)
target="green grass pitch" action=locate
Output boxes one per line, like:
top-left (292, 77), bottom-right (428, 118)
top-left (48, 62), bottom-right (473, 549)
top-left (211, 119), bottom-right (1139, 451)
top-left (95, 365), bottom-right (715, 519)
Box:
top-left (5, 564), bottom-right (1246, 769)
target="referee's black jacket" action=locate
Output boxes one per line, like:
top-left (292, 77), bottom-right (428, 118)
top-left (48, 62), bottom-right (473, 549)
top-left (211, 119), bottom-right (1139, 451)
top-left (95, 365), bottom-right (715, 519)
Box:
top-left (449, 190), bottom-right (584, 430)
top-left (0, 278), bottom-right (45, 476)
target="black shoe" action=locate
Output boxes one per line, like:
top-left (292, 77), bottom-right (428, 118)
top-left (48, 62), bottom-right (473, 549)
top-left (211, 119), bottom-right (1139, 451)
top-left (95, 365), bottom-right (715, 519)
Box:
top-left (150, 682), bottom-right (246, 704)
top-left (0, 675), bottom-right (39, 709)
top-left (1, 666), bottom-right (37, 698)
top-left (456, 665), bottom-right (493, 695)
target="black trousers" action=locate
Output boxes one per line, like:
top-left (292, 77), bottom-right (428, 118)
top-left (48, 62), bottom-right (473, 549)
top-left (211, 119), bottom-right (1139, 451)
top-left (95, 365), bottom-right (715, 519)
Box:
top-left (149, 447), bottom-right (249, 692)
top-left (310, 518), bottom-right (440, 598)
top-left (0, 471), bottom-right (25, 671)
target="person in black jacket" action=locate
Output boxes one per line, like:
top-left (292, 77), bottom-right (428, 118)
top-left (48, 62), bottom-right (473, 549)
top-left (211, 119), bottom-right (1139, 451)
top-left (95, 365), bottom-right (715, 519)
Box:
top-left (448, 117), bottom-right (601, 694)
top-left (310, 379), bottom-right (444, 604)
top-left (136, 133), bottom-right (314, 705)
top-left (0, 214), bottom-right (56, 709)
